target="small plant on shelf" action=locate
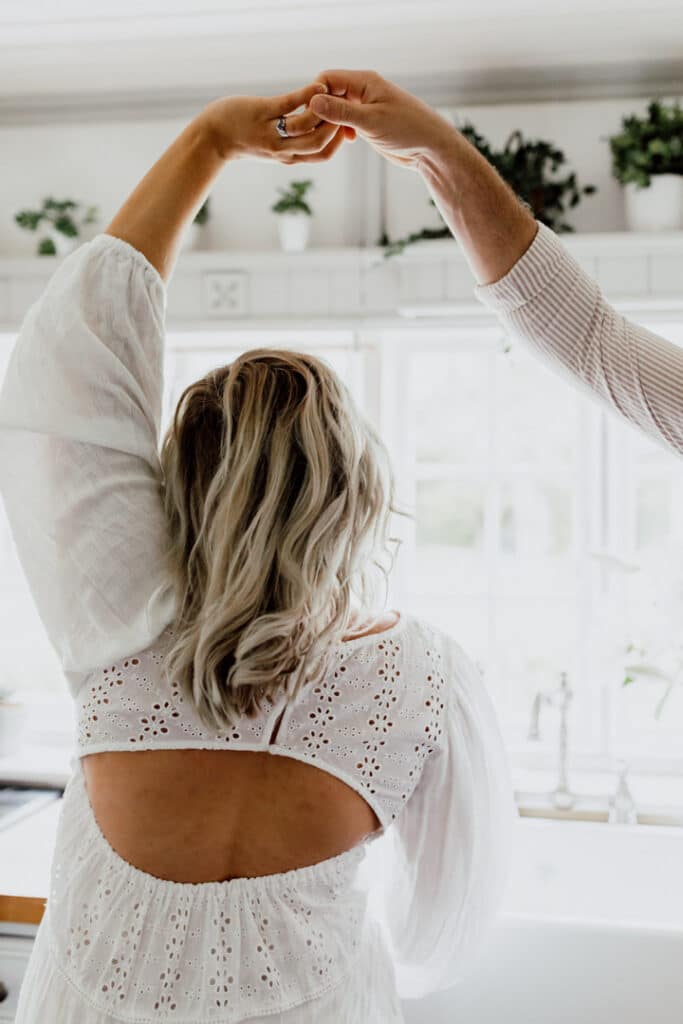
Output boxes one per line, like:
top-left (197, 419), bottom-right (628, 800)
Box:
top-left (608, 100), bottom-right (683, 231)
top-left (609, 99), bottom-right (683, 188)
top-left (272, 179), bottom-right (314, 252)
top-left (271, 179), bottom-right (314, 216)
top-left (380, 124), bottom-right (597, 257)
top-left (14, 196), bottom-right (99, 256)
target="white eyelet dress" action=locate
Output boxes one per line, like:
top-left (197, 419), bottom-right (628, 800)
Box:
top-left (0, 234), bottom-right (517, 1022)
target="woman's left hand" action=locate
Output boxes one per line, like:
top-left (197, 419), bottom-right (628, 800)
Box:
top-left (200, 81), bottom-right (352, 164)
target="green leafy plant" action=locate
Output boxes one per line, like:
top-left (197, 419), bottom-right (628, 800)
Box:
top-left (609, 100), bottom-right (683, 188)
top-left (271, 179), bottom-right (314, 216)
top-left (380, 125), bottom-right (596, 257)
top-left (622, 641), bottom-right (681, 720)
top-left (461, 125), bottom-right (597, 231)
top-left (194, 197), bottom-right (210, 226)
top-left (15, 196), bottom-right (99, 255)
top-left (379, 200), bottom-right (451, 257)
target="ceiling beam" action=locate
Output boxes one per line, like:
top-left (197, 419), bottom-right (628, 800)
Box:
top-left (0, 60), bottom-right (681, 126)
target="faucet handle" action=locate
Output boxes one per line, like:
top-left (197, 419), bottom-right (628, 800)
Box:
top-left (528, 690), bottom-right (551, 741)
top-left (609, 759), bottom-right (638, 825)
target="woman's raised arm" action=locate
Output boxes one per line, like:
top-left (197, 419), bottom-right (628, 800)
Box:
top-left (0, 81), bottom-right (347, 689)
top-left (105, 81), bottom-right (339, 282)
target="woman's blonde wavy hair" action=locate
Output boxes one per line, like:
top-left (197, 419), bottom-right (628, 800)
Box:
top-left (158, 347), bottom-right (400, 731)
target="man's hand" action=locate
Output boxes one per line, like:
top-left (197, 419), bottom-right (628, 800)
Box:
top-left (310, 67), bottom-right (537, 285)
top-left (308, 69), bottom-right (455, 171)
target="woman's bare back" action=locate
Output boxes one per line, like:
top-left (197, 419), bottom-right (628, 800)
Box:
top-left (81, 611), bottom-right (399, 883)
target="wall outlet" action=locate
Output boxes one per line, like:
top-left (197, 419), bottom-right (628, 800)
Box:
top-left (201, 271), bottom-right (247, 317)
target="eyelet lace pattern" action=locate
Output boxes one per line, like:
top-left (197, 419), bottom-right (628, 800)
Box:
top-left (48, 763), bottom-right (370, 1021)
top-left (76, 614), bottom-right (448, 828)
top-left (58, 613), bottom-right (451, 1020)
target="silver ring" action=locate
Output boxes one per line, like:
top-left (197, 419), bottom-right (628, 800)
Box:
top-left (276, 115), bottom-right (289, 139)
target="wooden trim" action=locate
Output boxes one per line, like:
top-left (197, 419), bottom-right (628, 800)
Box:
top-left (0, 895), bottom-right (46, 926)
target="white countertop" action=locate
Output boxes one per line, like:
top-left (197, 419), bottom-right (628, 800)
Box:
top-left (0, 798), bottom-right (61, 901)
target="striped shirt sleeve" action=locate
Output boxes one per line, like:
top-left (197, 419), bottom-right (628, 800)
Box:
top-left (474, 220), bottom-right (683, 458)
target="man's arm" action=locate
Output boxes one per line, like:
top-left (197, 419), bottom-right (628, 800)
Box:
top-left (310, 69), bottom-right (683, 459)
top-left (418, 129), bottom-right (683, 459)
top-left (416, 128), bottom-right (539, 286)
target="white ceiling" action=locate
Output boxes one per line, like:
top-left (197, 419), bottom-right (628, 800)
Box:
top-left (1, 0), bottom-right (682, 114)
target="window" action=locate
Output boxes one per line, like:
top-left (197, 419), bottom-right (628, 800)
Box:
top-left (605, 321), bottom-right (683, 766)
top-left (3, 315), bottom-right (683, 785)
top-left (373, 318), bottom-right (683, 780)
top-left (370, 325), bottom-right (602, 770)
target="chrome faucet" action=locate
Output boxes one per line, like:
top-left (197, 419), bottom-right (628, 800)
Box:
top-left (528, 671), bottom-right (575, 810)
top-left (608, 760), bottom-right (638, 825)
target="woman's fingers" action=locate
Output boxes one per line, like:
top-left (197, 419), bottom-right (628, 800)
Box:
top-left (281, 126), bottom-right (346, 164)
top-left (264, 80), bottom-right (328, 118)
top-left (277, 117), bottom-right (339, 154)
top-left (276, 105), bottom-right (359, 143)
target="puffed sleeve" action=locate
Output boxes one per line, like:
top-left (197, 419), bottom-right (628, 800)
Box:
top-left (364, 635), bottom-right (517, 999)
top-left (0, 234), bottom-right (177, 695)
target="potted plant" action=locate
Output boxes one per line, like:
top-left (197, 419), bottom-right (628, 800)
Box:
top-left (271, 179), bottom-right (314, 251)
top-left (14, 197), bottom-right (99, 256)
top-left (380, 124), bottom-right (596, 257)
top-left (180, 197), bottom-right (211, 252)
top-left (609, 99), bottom-right (683, 231)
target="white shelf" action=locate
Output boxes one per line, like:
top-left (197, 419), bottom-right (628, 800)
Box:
top-left (1, 231), bottom-right (682, 331)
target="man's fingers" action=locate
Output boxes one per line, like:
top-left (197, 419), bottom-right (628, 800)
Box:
top-left (265, 81), bottom-right (327, 117)
top-left (281, 108), bottom-right (324, 137)
top-left (308, 93), bottom-right (370, 130)
top-left (314, 68), bottom-right (372, 102)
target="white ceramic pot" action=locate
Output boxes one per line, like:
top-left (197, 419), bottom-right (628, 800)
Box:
top-left (624, 174), bottom-right (683, 232)
top-left (277, 213), bottom-right (311, 252)
top-left (0, 701), bottom-right (28, 757)
top-left (47, 227), bottom-right (79, 256)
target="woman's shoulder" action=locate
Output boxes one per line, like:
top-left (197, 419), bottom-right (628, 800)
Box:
top-left (339, 609), bottom-right (472, 679)
top-left (394, 611), bottom-right (469, 659)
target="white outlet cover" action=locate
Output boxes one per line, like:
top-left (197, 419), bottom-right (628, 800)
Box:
top-left (201, 271), bottom-right (247, 317)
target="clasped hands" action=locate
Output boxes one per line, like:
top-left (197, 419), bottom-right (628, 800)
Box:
top-left (201, 68), bottom-right (454, 173)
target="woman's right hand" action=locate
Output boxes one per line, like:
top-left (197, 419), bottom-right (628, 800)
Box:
top-left (307, 69), bottom-right (456, 171)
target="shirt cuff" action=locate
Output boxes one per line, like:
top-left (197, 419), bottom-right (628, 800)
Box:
top-left (88, 232), bottom-right (167, 307)
top-left (473, 221), bottom-right (568, 313)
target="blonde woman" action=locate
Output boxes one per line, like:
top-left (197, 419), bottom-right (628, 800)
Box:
top-left (0, 78), bottom-right (515, 1022)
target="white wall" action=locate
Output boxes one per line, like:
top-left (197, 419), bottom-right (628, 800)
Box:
top-left (386, 95), bottom-right (683, 241)
top-left (0, 93), bottom-right (678, 257)
top-left (0, 116), bottom-right (363, 256)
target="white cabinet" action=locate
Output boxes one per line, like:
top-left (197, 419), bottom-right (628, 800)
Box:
top-left (0, 931), bottom-right (35, 1022)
